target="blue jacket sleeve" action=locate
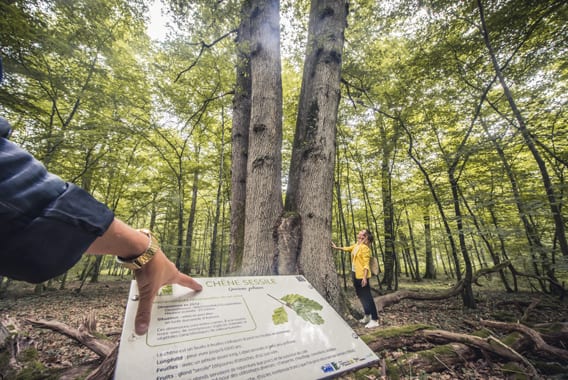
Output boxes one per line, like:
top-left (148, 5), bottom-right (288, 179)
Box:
top-left (0, 131), bottom-right (114, 283)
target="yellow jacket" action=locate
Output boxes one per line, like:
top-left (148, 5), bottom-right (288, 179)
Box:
top-left (344, 243), bottom-right (371, 279)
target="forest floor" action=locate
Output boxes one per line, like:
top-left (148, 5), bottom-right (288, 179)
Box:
top-left (1, 276), bottom-right (567, 379)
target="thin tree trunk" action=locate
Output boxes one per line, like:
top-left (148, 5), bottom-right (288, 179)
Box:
top-left (334, 158), bottom-right (349, 290)
top-left (459, 184), bottom-right (512, 292)
top-left (381, 124), bottom-right (397, 290)
top-left (481, 118), bottom-right (548, 292)
top-left (174, 175), bottom-right (184, 269)
top-left (449, 171), bottom-right (476, 308)
top-left (406, 208), bottom-right (421, 281)
top-left (488, 206), bottom-right (519, 291)
top-left (423, 203), bottom-right (436, 279)
top-left (183, 164), bottom-right (200, 274)
top-left (229, 0), bottom-right (252, 274)
top-left (402, 121), bottom-right (461, 281)
top-left (209, 112), bottom-right (226, 276)
top-left (477, 0), bottom-right (568, 260)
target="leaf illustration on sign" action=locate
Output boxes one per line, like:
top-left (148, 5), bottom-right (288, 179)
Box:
top-left (272, 306), bottom-right (288, 325)
top-left (269, 293), bottom-right (324, 325)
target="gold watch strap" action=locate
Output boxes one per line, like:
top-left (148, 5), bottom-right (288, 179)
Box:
top-left (115, 229), bottom-right (159, 270)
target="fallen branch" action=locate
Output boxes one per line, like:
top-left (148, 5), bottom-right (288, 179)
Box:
top-left (479, 319), bottom-right (568, 362)
top-left (486, 335), bottom-right (537, 376)
top-left (423, 329), bottom-right (531, 364)
top-left (86, 344), bottom-right (119, 380)
top-left (375, 261), bottom-right (510, 311)
top-left (520, 298), bottom-right (540, 323)
top-left (26, 318), bottom-right (114, 357)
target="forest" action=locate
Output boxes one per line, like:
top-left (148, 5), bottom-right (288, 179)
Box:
top-left (0, 0), bottom-right (567, 379)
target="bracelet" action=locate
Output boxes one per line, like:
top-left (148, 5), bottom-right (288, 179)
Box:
top-left (115, 229), bottom-right (159, 270)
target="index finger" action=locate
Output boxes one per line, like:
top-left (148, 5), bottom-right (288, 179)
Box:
top-left (176, 273), bottom-right (203, 292)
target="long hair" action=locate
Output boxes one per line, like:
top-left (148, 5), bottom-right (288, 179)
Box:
top-left (363, 229), bottom-right (374, 244)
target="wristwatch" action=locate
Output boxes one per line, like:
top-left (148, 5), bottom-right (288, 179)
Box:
top-left (115, 229), bottom-right (159, 270)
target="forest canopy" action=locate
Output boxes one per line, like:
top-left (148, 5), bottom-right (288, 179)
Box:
top-left (0, 0), bottom-right (566, 302)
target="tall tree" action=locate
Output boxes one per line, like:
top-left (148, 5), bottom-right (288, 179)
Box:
top-left (209, 109), bottom-right (227, 276)
top-left (229, 0), bottom-right (252, 273)
top-left (476, 0), bottom-right (568, 261)
top-left (241, 0), bottom-right (284, 275)
top-left (280, 0), bottom-right (348, 310)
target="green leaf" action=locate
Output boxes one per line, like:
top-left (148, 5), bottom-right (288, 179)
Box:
top-left (272, 306), bottom-right (288, 325)
top-left (280, 294), bottom-right (324, 325)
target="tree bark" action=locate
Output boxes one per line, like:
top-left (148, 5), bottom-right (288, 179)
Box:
top-left (229, 0), bottom-right (252, 274)
top-left (209, 117), bottom-right (226, 276)
top-left (423, 205), bottom-right (436, 279)
top-left (380, 123), bottom-right (397, 290)
top-left (241, 0), bottom-right (283, 275)
top-left (183, 164), bottom-right (199, 274)
top-left (282, 0), bottom-right (348, 311)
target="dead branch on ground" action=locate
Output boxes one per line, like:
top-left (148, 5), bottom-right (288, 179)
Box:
top-left (26, 317), bottom-right (114, 358)
top-left (479, 319), bottom-right (568, 362)
top-left (375, 261), bottom-right (510, 311)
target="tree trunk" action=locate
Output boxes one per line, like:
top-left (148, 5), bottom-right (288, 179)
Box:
top-left (357, 161), bottom-right (383, 281)
top-left (208, 116), bottom-right (226, 276)
top-left (481, 118), bottom-right (546, 291)
top-left (449, 174), bottom-right (475, 308)
top-left (459, 185), bottom-right (512, 292)
top-left (401, 121), bottom-right (462, 281)
top-left (477, 0), bottom-right (568, 260)
top-left (280, 0), bottom-right (347, 311)
top-left (241, 0), bottom-right (283, 275)
top-left (488, 206), bottom-right (519, 291)
top-left (406, 208), bottom-right (421, 281)
top-left (89, 256), bottom-right (103, 283)
top-left (423, 205), bottom-right (436, 279)
top-left (183, 162), bottom-right (200, 274)
top-left (380, 126), bottom-right (397, 290)
top-left (174, 175), bottom-right (184, 269)
top-left (229, 0), bottom-right (252, 274)
top-left (334, 157), bottom-right (351, 290)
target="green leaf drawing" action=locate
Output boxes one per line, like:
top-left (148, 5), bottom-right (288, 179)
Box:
top-left (272, 306), bottom-right (288, 325)
top-left (274, 294), bottom-right (325, 325)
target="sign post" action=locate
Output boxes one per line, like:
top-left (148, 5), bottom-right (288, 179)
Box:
top-left (115, 275), bottom-right (378, 379)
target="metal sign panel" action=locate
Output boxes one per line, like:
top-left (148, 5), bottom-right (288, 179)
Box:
top-left (115, 275), bottom-right (378, 379)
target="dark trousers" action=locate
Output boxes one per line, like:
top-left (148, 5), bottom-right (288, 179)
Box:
top-left (352, 272), bottom-right (378, 320)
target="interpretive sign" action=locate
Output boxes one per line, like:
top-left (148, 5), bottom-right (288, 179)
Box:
top-left (115, 275), bottom-right (379, 380)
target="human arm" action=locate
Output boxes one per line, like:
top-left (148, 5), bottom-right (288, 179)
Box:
top-left (359, 244), bottom-right (372, 285)
top-left (331, 241), bottom-right (352, 252)
top-left (361, 268), bottom-right (369, 286)
top-left (1, 131), bottom-right (201, 335)
top-left (87, 218), bottom-right (202, 335)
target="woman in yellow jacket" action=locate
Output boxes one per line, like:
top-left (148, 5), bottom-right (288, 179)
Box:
top-left (332, 229), bottom-right (379, 328)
